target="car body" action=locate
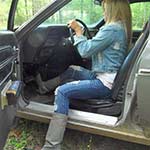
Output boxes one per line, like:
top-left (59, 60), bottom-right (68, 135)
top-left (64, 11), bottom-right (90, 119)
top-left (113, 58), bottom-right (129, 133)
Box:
top-left (0, 0), bottom-right (150, 149)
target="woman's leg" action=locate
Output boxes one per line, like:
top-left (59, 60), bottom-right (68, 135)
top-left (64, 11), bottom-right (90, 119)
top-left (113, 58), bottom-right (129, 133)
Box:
top-left (42, 79), bottom-right (111, 150)
top-left (60, 65), bottom-right (96, 82)
top-left (37, 65), bottom-right (96, 94)
top-left (41, 112), bottom-right (68, 150)
top-left (35, 74), bottom-right (60, 94)
top-left (41, 67), bottom-right (96, 149)
top-left (54, 79), bottom-right (111, 115)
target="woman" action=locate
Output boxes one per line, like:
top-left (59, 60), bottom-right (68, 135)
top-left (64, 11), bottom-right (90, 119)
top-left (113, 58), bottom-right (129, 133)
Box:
top-left (41, 0), bottom-right (132, 149)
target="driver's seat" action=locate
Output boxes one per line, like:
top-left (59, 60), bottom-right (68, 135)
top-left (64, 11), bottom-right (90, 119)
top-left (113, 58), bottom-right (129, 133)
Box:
top-left (70, 21), bottom-right (150, 116)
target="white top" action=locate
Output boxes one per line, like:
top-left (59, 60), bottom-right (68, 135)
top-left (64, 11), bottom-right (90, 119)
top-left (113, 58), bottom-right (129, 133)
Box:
top-left (96, 73), bottom-right (117, 89)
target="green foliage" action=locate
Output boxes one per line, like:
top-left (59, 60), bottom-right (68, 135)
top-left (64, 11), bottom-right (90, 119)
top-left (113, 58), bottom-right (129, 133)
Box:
top-left (0, 0), bottom-right (149, 30)
top-left (45, 0), bottom-right (103, 25)
top-left (131, 3), bottom-right (150, 30)
top-left (6, 131), bottom-right (28, 149)
top-left (0, 0), bottom-right (11, 29)
top-left (5, 119), bottom-right (46, 150)
top-left (15, 0), bottom-right (49, 27)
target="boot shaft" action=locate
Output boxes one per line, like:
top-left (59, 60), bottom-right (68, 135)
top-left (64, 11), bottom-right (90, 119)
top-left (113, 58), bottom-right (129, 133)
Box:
top-left (42, 113), bottom-right (68, 150)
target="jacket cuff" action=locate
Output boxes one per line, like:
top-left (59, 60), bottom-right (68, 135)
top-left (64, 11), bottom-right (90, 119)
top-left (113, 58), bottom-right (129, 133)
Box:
top-left (73, 35), bottom-right (87, 46)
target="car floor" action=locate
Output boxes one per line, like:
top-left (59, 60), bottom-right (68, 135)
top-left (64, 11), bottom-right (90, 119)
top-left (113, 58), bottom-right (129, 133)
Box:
top-left (23, 81), bottom-right (54, 105)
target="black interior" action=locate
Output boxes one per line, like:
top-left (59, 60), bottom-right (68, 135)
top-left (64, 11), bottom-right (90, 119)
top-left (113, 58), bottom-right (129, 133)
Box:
top-left (22, 25), bottom-right (86, 104)
top-left (23, 25), bottom-right (84, 81)
top-left (21, 20), bottom-right (149, 116)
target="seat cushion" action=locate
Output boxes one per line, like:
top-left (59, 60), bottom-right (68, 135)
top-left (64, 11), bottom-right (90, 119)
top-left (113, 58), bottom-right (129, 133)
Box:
top-left (70, 99), bottom-right (122, 116)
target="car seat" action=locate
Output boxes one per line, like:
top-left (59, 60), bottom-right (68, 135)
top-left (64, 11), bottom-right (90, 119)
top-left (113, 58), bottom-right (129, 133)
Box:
top-left (70, 20), bottom-right (150, 116)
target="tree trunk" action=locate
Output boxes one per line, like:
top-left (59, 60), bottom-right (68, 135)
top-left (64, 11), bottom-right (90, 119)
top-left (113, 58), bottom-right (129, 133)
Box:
top-left (24, 0), bottom-right (28, 19)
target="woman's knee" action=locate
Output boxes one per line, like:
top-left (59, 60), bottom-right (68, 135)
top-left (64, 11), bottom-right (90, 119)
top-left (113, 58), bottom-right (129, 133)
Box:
top-left (55, 85), bottom-right (64, 97)
top-left (54, 85), bottom-right (70, 106)
top-left (54, 85), bottom-right (69, 114)
top-left (55, 84), bottom-right (70, 98)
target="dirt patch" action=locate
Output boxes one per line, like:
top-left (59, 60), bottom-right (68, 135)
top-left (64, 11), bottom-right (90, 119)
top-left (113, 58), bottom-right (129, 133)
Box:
top-left (5, 119), bottom-right (149, 150)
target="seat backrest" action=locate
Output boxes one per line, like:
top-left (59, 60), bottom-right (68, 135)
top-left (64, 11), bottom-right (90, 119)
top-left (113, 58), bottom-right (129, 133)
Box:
top-left (111, 20), bottom-right (150, 101)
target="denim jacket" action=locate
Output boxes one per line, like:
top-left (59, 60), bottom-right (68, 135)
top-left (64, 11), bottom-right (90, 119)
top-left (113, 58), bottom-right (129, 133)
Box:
top-left (74, 22), bottom-right (127, 73)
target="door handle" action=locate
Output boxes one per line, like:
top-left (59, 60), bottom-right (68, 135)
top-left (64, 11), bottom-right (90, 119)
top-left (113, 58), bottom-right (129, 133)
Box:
top-left (139, 69), bottom-right (150, 74)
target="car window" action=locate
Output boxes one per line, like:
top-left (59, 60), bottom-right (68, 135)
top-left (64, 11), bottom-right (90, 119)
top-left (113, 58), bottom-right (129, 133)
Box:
top-left (0, 0), bottom-right (12, 30)
top-left (41, 1), bottom-right (150, 28)
top-left (14, 0), bottom-right (53, 28)
top-left (5, 0), bottom-right (150, 30)
top-left (42, 0), bottom-right (103, 26)
top-left (131, 2), bottom-right (150, 30)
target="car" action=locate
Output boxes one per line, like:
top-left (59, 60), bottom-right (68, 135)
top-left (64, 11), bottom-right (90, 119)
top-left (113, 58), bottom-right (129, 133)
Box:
top-left (0, 0), bottom-right (150, 149)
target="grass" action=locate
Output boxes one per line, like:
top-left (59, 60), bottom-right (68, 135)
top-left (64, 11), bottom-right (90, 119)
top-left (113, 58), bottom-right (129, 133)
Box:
top-left (4, 118), bottom-right (94, 150)
top-left (5, 119), bottom-right (47, 150)
top-left (4, 118), bottom-right (149, 150)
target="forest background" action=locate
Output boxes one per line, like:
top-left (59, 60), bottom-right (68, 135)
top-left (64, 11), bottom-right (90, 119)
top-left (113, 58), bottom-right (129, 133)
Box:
top-left (0, 0), bottom-right (149, 30)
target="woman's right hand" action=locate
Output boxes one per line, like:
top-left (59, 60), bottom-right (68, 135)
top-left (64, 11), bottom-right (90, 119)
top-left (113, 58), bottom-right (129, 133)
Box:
top-left (68, 20), bottom-right (83, 36)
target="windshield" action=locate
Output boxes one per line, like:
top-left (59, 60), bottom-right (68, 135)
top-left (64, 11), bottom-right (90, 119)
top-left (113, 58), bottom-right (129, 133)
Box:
top-left (42, 0), bottom-right (103, 26)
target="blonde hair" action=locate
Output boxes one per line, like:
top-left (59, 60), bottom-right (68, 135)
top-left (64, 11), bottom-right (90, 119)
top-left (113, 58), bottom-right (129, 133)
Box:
top-left (102, 0), bottom-right (132, 47)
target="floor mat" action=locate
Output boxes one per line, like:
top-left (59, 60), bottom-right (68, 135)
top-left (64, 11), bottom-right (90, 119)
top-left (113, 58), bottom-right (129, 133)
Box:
top-left (23, 81), bottom-right (54, 104)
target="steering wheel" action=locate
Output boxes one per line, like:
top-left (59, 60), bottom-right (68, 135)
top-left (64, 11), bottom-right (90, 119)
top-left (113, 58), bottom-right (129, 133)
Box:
top-left (69, 19), bottom-right (92, 44)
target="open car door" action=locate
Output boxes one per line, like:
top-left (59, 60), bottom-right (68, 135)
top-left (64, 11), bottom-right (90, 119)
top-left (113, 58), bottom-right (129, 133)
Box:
top-left (0, 1), bottom-right (22, 149)
top-left (0, 0), bottom-right (71, 149)
top-left (0, 31), bottom-right (20, 150)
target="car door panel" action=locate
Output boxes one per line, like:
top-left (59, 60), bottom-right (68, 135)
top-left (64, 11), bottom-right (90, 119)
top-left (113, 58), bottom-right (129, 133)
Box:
top-left (0, 31), bottom-right (19, 150)
top-left (136, 36), bottom-right (150, 136)
top-left (0, 105), bottom-right (16, 150)
top-left (0, 46), bottom-right (14, 63)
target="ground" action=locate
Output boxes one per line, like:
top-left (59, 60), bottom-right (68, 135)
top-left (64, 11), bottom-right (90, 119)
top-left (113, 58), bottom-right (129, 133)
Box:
top-left (5, 119), bottom-right (150, 150)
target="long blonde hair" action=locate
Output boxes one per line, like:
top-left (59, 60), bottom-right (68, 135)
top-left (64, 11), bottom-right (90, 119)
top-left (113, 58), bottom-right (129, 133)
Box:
top-left (102, 0), bottom-right (132, 47)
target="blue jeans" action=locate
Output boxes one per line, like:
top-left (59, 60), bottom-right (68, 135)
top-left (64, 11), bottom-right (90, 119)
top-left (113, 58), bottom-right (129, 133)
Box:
top-left (54, 66), bottom-right (112, 115)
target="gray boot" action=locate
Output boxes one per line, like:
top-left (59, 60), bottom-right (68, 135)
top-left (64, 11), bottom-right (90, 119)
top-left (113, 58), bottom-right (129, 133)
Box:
top-left (35, 74), bottom-right (60, 94)
top-left (41, 113), bottom-right (68, 150)
top-left (43, 76), bottom-right (60, 92)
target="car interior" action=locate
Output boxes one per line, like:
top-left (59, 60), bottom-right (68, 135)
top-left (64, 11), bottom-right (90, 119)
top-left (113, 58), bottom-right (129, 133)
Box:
top-left (0, 1), bottom-right (149, 149)
top-left (18, 0), bottom-right (150, 117)
top-left (20, 19), bottom-right (150, 117)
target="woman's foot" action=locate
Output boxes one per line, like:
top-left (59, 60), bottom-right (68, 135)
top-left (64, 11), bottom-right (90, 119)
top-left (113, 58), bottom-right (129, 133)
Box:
top-left (35, 73), bottom-right (60, 95)
top-left (35, 74), bottom-right (49, 94)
